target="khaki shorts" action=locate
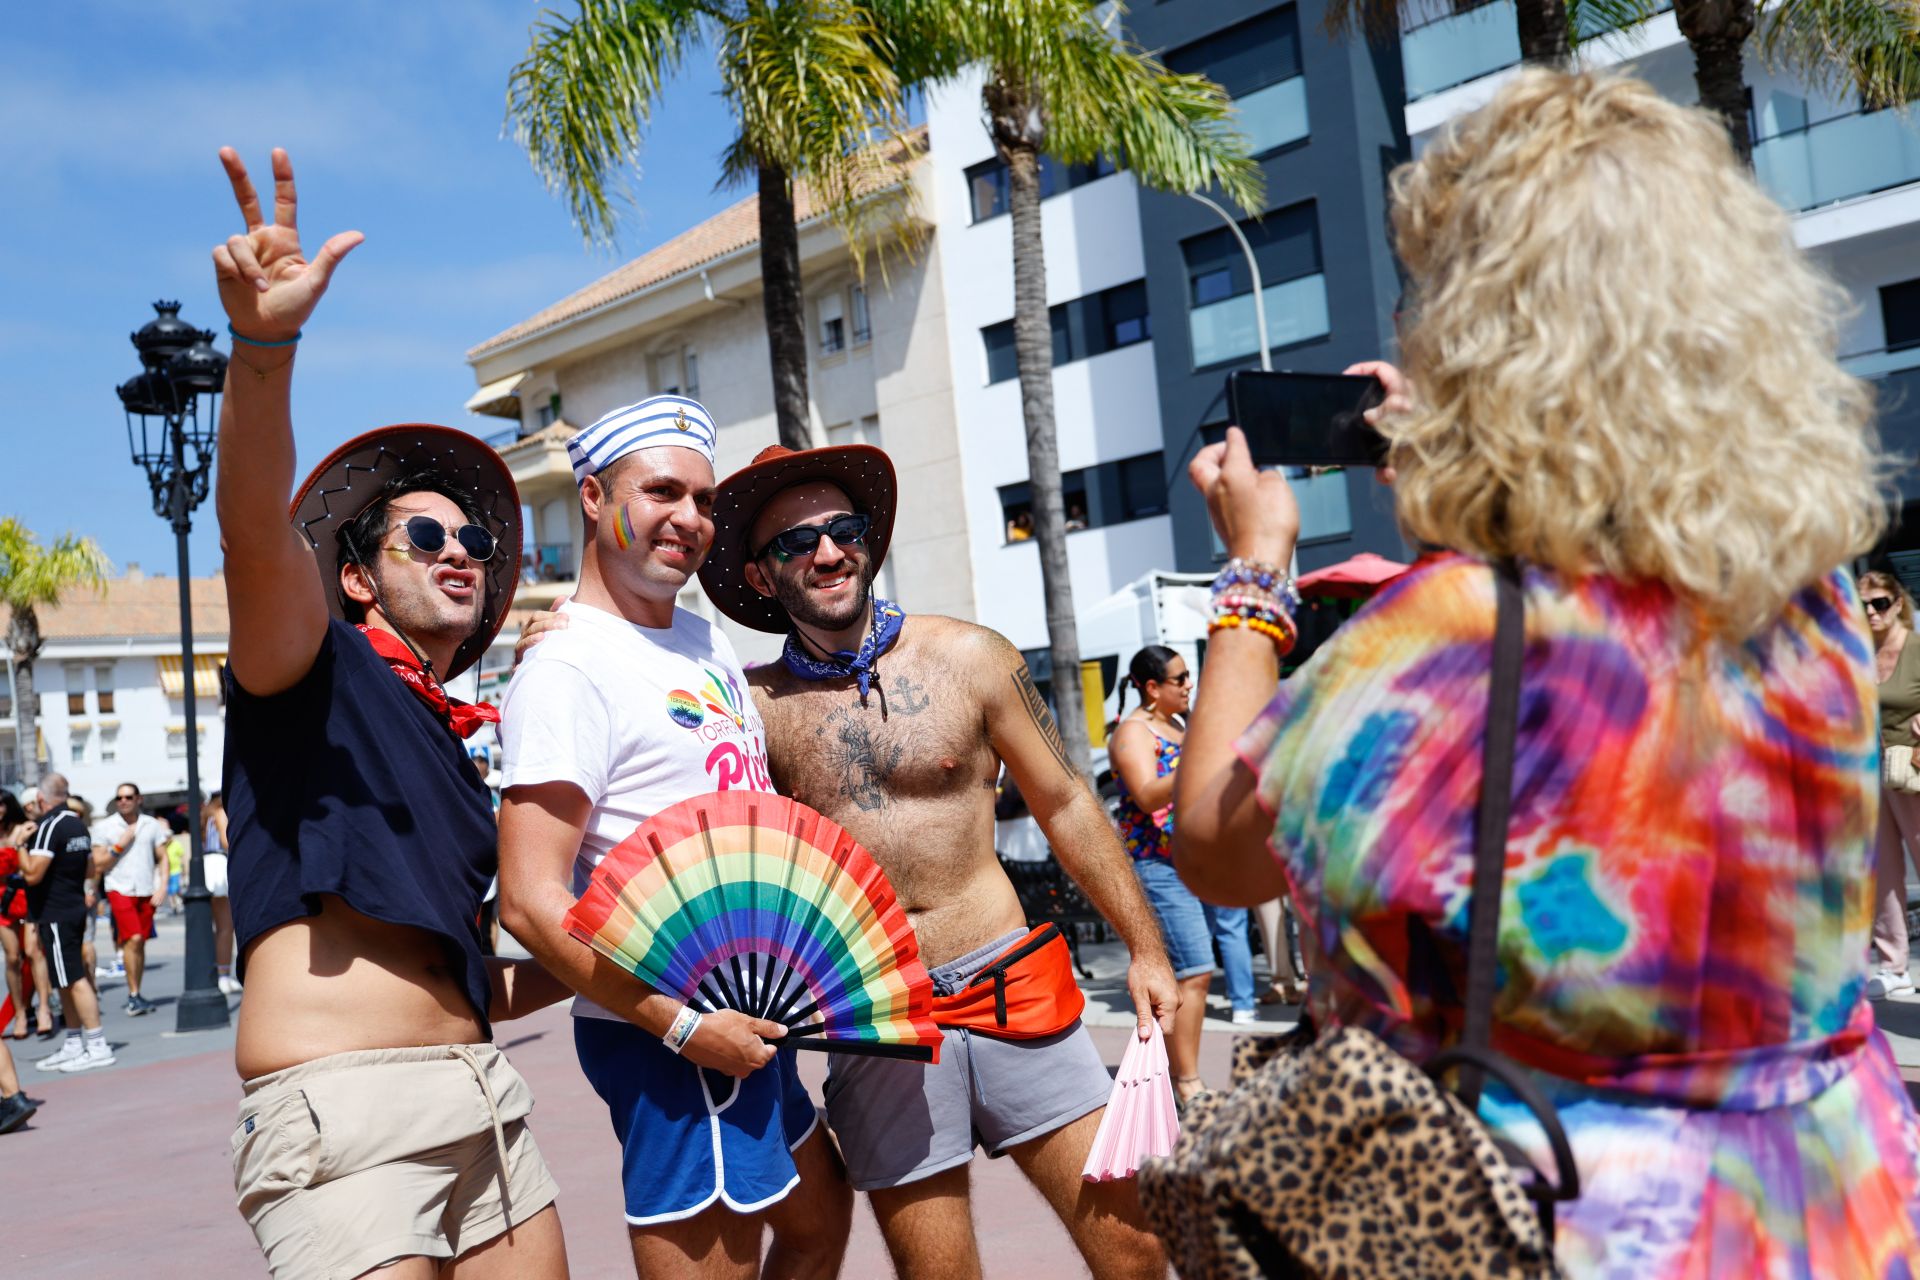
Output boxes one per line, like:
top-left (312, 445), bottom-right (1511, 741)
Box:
top-left (231, 1043), bottom-right (559, 1280)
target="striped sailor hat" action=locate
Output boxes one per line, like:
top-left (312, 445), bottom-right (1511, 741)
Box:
top-left (567, 394), bottom-right (717, 484)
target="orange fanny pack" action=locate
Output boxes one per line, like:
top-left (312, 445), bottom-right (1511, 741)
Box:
top-left (932, 923), bottom-right (1086, 1039)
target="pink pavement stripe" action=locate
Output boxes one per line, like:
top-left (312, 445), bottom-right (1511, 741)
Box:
top-left (0, 1006), bottom-right (1232, 1277)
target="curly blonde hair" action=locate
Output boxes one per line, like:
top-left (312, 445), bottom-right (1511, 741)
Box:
top-left (1384, 69), bottom-right (1891, 638)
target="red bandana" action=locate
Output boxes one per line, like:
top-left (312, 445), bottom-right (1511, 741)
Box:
top-left (356, 625), bottom-right (500, 739)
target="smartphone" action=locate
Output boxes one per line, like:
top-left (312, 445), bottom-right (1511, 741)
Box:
top-left (1226, 370), bottom-right (1388, 468)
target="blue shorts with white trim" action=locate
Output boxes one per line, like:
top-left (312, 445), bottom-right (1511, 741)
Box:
top-left (574, 1015), bottom-right (819, 1226)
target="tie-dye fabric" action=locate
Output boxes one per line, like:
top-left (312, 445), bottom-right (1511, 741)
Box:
top-left (1234, 553), bottom-right (1920, 1278)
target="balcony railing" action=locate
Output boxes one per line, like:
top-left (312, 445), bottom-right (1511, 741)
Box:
top-left (1400, 0), bottom-right (1672, 103)
top-left (1237, 76), bottom-right (1310, 155)
top-left (1189, 274), bottom-right (1331, 369)
top-left (1754, 106), bottom-right (1920, 213)
top-left (521, 542), bottom-right (576, 585)
top-left (1847, 349), bottom-right (1920, 496)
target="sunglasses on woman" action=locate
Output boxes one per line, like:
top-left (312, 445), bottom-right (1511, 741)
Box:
top-left (388, 515), bottom-right (496, 563)
top-left (1866, 596), bottom-right (1898, 615)
top-left (756, 513), bottom-right (871, 563)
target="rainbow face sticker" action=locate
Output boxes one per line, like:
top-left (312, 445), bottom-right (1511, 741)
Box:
top-left (612, 501), bottom-right (638, 552)
top-left (665, 690), bottom-right (706, 730)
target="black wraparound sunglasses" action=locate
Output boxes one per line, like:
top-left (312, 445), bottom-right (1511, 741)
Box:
top-left (756, 513), bottom-right (871, 563)
top-left (388, 515), bottom-right (496, 563)
top-left (1866, 595), bottom-right (1898, 615)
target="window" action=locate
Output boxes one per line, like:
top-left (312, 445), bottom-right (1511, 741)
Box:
top-left (996, 451), bottom-right (1168, 541)
top-left (850, 285), bottom-right (871, 346)
top-left (1182, 202), bottom-right (1328, 368)
top-left (65, 664), bottom-right (85, 716)
top-left (1885, 278), bottom-right (1920, 352)
top-left (0, 679), bottom-right (10, 719)
top-left (69, 731), bottom-right (86, 764)
top-left (536, 394), bottom-right (561, 429)
top-left (685, 350), bottom-right (700, 397)
top-left (964, 154), bottom-right (1118, 222)
top-left (981, 280), bottom-right (1152, 384)
top-left (166, 725), bottom-right (206, 760)
top-left (819, 291), bottom-right (846, 355)
top-left (1167, 8), bottom-right (1308, 156)
top-left (94, 665), bottom-right (113, 715)
top-left (100, 726), bottom-right (117, 763)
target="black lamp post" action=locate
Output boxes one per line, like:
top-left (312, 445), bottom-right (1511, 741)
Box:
top-left (117, 300), bottom-right (229, 1034)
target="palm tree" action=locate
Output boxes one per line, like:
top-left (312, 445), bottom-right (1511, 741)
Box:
top-left (507, 0), bottom-right (920, 453)
top-left (0, 518), bottom-right (109, 788)
top-left (889, 0), bottom-right (1262, 778)
top-left (1330, 0), bottom-right (1574, 67)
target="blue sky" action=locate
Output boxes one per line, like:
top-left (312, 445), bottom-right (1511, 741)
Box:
top-left (2, 2), bottom-right (744, 575)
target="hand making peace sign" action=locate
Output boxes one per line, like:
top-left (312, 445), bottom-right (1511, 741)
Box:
top-left (211, 147), bottom-right (362, 345)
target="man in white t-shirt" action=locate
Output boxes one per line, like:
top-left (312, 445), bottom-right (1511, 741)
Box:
top-left (497, 396), bottom-right (851, 1280)
top-left (92, 783), bottom-right (168, 1017)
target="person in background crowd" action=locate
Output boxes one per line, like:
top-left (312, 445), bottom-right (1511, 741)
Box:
top-left (1864, 569), bottom-right (1920, 1000)
top-left (0, 1020), bottom-right (35, 1133)
top-left (14, 774), bottom-right (113, 1072)
top-left (1253, 897), bottom-right (1305, 1008)
top-left (1175, 69), bottom-right (1920, 1275)
top-left (68, 794), bottom-right (105, 987)
top-left (202, 791), bottom-right (239, 994)
top-left (2, 791), bottom-right (35, 1039)
top-left (11, 789), bottom-right (55, 1039)
top-left (93, 782), bottom-right (169, 1017)
top-left (1108, 645), bottom-right (1222, 1106)
top-left (163, 812), bottom-right (188, 916)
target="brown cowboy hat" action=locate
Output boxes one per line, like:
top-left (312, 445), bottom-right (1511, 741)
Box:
top-left (289, 424), bottom-right (521, 680)
top-left (701, 444), bottom-right (896, 633)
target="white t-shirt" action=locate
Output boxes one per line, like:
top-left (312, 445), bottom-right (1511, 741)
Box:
top-left (500, 600), bottom-right (774, 1020)
top-left (95, 812), bottom-right (166, 897)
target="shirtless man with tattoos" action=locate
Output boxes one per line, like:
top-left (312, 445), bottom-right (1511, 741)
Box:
top-left (704, 444), bottom-right (1178, 1280)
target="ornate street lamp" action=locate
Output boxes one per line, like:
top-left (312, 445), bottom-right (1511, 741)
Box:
top-left (117, 300), bottom-right (229, 1033)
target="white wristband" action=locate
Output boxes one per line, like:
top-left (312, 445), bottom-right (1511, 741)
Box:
top-left (663, 1004), bottom-right (703, 1055)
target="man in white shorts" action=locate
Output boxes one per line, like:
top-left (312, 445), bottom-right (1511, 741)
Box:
top-left (498, 396), bottom-right (851, 1279)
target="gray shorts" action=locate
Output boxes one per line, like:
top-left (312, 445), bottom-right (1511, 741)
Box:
top-left (823, 929), bottom-right (1114, 1190)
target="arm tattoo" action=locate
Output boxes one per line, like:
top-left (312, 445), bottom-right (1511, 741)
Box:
top-left (1013, 667), bottom-right (1076, 779)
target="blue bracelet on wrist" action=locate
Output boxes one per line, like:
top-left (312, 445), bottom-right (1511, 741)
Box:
top-left (227, 324), bottom-right (302, 348)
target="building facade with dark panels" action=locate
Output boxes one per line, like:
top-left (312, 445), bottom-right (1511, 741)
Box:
top-left (1125, 0), bottom-right (1412, 575)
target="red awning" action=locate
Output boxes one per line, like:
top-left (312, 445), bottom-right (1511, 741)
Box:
top-left (1296, 552), bottom-right (1410, 599)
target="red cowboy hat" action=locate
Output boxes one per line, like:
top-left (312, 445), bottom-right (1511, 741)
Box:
top-left (289, 424), bottom-right (521, 680)
top-left (700, 444), bottom-right (897, 633)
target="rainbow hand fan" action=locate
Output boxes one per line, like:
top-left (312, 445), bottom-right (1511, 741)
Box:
top-left (564, 791), bottom-right (942, 1062)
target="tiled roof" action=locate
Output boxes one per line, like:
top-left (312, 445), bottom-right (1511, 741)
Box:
top-left (1, 572), bottom-right (230, 643)
top-left (468, 128), bottom-right (927, 361)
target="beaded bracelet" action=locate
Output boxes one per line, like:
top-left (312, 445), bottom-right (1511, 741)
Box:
top-left (662, 1004), bottom-right (703, 1055)
top-left (228, 323), bottom-right (303, 348)
top-left (1212, 557), bottom-right (1300, 613)
top-left (1209, 611), bottom-right (1297, 655)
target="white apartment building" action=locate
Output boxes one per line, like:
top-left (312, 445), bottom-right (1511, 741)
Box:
top-left (924, 68), bottom-right (1179, 657)
top-left (464, 138), bottom-right (973, 667)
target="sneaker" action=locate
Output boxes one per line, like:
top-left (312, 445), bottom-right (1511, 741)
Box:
top-left (0, 1092), bottom-right (37, 1135)
top-left (125, 995), bottom-right (154, 1017)
top-left (218, 975), bottom-right (243, 996)
top-left (1230, 1008), bottom-right (1258, 1025)
top-left (1868, 969), bottom-right (1914, 1000)
top-left (33, 1040), bottom-right (83, 1072)
top-left (59, 1043), bottom-right (115, 1072)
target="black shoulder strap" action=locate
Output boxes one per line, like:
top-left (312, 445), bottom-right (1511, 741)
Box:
top-left (1456, 558), bottom-right (1524, 1108)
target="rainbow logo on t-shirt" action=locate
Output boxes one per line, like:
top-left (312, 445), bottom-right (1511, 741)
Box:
top-left (665, 690), bottom-right (705, 729)
top-left (699, 669), bottom-right (746, 730)
top-left (612, 502), bottom-right (638, 551)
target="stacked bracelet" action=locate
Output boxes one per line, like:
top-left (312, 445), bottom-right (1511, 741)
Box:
top-left (228, 323), bottom-right (302, 348)
top-left (663, 1003), bottom-right (703, 1055)
top-left (1212, 557), bottom-right (1301, 614)
top-left (1210, 610), bottom-right (1297, 654)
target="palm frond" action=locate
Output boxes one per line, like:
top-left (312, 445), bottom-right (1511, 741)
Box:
top-left (718, 0), bottom-right (927, 280)
top-left (0, 518), bottom-right (110, 611)
top-left (505, 0), bottom-right (711, 247)
top-left (1761, 0), bottom-right (1920, 112)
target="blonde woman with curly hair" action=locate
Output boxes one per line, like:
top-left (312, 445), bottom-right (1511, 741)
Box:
top-left (1174, 70), bottom-right (1920, 1276)
top-left (1862, 570), bottom-right (1920, 999)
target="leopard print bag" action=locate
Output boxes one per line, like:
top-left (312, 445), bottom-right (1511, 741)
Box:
top-left (1139, 561), bottom-right (1580, 1278)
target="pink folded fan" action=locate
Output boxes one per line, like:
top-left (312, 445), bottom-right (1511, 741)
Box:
top-left (1082, 1019), bottom-right (1180, 1182)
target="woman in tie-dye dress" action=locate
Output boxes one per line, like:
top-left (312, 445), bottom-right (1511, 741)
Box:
top-left (1173, 70), bottom-right (1920, 1279)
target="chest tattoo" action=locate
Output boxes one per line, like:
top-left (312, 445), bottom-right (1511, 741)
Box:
top-left (816, 704), bottom-right (906, 812)
top-left (887, 675), bottom-right (931, 716)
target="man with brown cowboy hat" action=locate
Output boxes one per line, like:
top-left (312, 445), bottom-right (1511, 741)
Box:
top-left (707, 443), bottom-right (1178, 1279)
top-left (209, 146), bottom-right (573, 1280)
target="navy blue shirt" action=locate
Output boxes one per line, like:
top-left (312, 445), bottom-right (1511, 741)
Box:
top-left (223, 619), bottom-right (496, 1036)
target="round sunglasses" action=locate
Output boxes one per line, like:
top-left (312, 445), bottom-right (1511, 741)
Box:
top-left (388, 515), bottom-right (496, 563)
top-left (1866, 595), bottom-right (1899, 615)
top-left (756, 513), bottom-right (871, 563)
